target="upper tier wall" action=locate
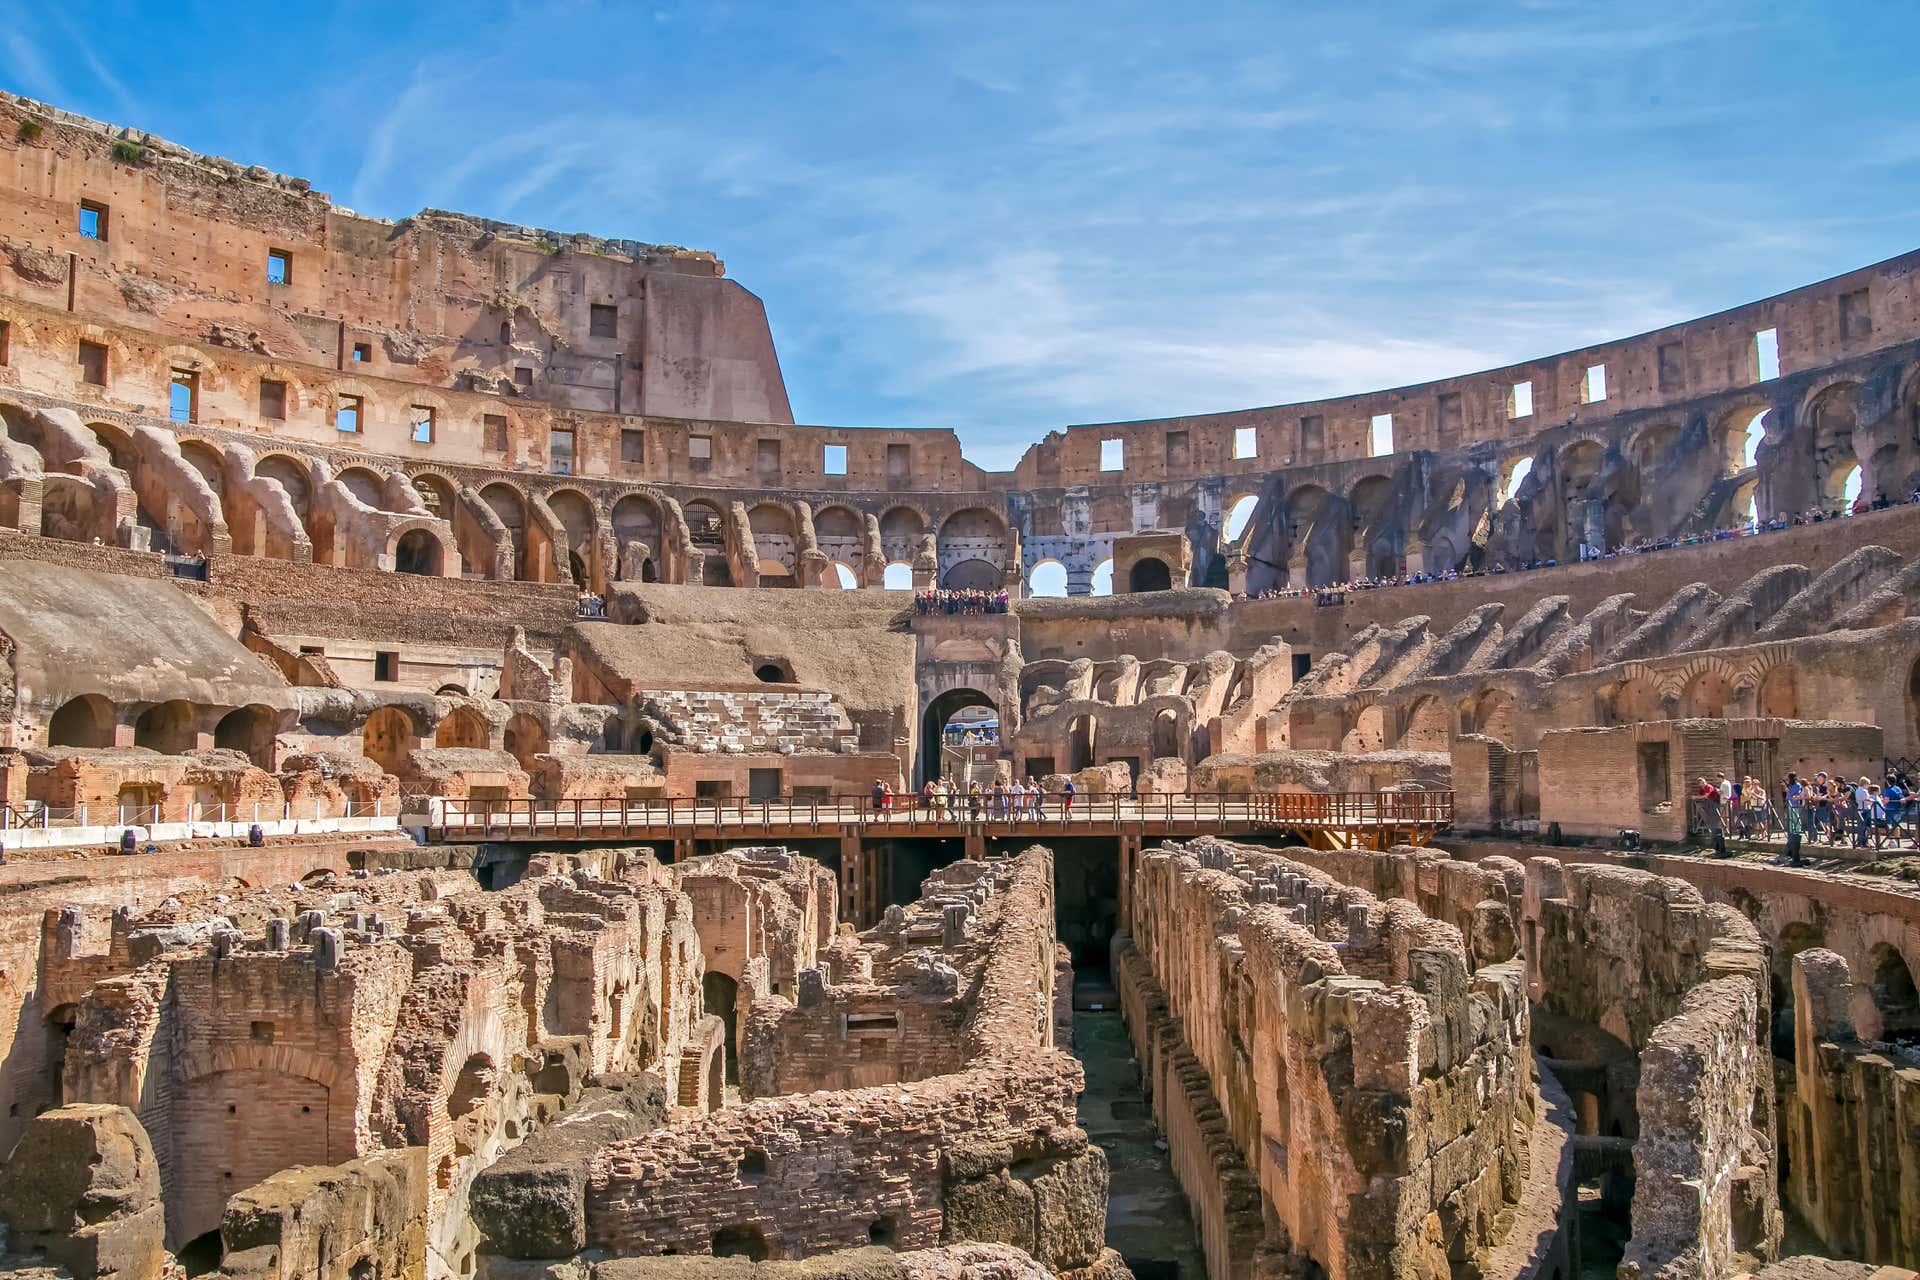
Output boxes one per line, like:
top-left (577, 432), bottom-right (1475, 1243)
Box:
top-left (0, 94), bottom-right (792, 426)
top-left (1013, 249), bottom-right (1920, 487)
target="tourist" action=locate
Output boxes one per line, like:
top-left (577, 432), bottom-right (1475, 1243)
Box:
top-left (1029, 777), bottom-right (1045, 817)
top-left (1854, 777), bottom-right (1876, 848)
top-left (1811, 772), bottom-right (1833, 842)
top-left (1783, 772), bottom-right (1806, 865)
top-left (967, 780), bottom-right (982, 821)
top-left (1062, 776), bottom-right (1075, 816)
top-left (872, 779), bottom-right (887, 812)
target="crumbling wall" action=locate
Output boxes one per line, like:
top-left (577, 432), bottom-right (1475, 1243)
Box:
top-left (1119, 836), bottom-right (1532, 1280)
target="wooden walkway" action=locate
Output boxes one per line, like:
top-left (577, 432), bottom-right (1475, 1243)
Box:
top-left (424, 790), bottom-right (1452, 850)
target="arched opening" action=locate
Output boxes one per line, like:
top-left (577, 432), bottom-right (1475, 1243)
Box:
top-left (1029, 559), bottom-right (1068, 598)
top-left (1868, 945), bottom-right (1920, 1044)
top-left (814, 505), bottom-right (863, 574)
top-left (1068, 714), bottom-right (1095, 772)
top-left (394, 528), bottom-right (441, 576)
top-left (882, 561), bottom-right (914, 591)
top-left (1811, 382), bottom-right (1862, 506)
top-left (1738, 408), bottom-right (1769, 472)
top-left (361, 706), bottom-right (418, 775)
top-left (479, 483), bottom-right (530, 580)
top-left (1128, 557), bottom-right (1173, 592)
top-left (336, 467), bottom-right (387, 510)
top-left (549, 489), bottom-right (598, 588)
top-left (748, 502), bottom-right (798, 580)
top-left (134, 700), bottom-right (199, 754)
top-left (831, 562), bottom-right (858, 589)
top-left (502, 714), bottom-right (549, 771)
top-left (937, 507), bottom-right (1008, 587)
top-left (1756, 665), bottom-right (1798, 718)
top-left (754, 661), bottom-right (792, 684)
top-left (1223, 494), bottom-right (1258, 545)
top-left (213, 705), bottom-right (276, 768)
top-left (703, 971), bottom-right (739, 1085)
top-left (1150, 710), bottom-right (1181, 761)
top-left (1342, 704), bottom-right (1388, 753)
top-left (1470, 689), bottom-right (1517, 745)
top-left (47, 694), bottom-right (116, 748)
top-left (178, 1229), bottom-right (224, 1277)
top-left (878, 507), bottom-right (926, 566)
top-left (435, 707), bottom-right (489, 749)
top-left (448, 1053), bottom-right (495, 1119)
top-left (1500, 457), bottom-right (1534, 504)
top-left (922, 687), bottom-right (997, 786)
top-left (1681, 668), bottom-right (1733, 719)
top-left (712, 1226), bottom-right (770, 1261)
top-left (1089, 558), bottom-right (1114, 597)
top-left (612, 494), bottom-right (663, 582)
top-left (941, 558), bottom-right (1000, 590)
top-left (1402, 696), bottom-right (1452, 751)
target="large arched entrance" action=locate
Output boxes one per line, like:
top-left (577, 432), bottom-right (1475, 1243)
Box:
top-left (921, 688), bottom-right (997, 786)
top-left (48, 694), bottom-right (116, 748)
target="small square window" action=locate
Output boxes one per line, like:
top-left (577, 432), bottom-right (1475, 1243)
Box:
top-left (1583, 364), bottom-right (1607, 403)
top-left (589, 303), bottom-right (618, 338)
top-left (351, 342), bottom-right (370, 363)
top-left (336, 394), bottom-right (362, 434)
top-left (78, 200), bottom-right (108, 241)
top-left (1233, 427), bottom-right (1256, 460)
top-left (550, 428), bottom-right (574, 475)
top-left (1509, 380), bottom-right (1533, 419)
top-left (621, 429), bottom-right (645, 465)
top-left (374, 651), bottom-right (398, 682)
top-left (266, 249), bottom-right (291, 285)
top-left (77, 340), bottom-right (108, 387)
top-left (1369, 413), bottom-right (1394, 457)
top-left (513, 366), bottom-right (534, 387)
top-left (823, 443), bottom-right (847, 475)
top-left (410, 405), bottom-right (435, 444)
top-left (250, 1020), bottom-right (275, 1044)
top-left (169, 368), bottom-right (198, 424)
top-left (1753, 328), bottom-right (1779, 381)
top-left (1099, 438), bottom-right (1124, 471)
top-left (483, 414), bottom-right (508, 452)
top-left (259, 378), bottom-right (287, 420)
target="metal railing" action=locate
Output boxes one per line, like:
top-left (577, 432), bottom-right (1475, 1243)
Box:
top-left (426, 789), bottom-right (1454, 838)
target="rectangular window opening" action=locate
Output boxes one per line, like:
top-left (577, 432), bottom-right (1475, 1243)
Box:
top-left (78, 200), bottom-right (108, 241)
top-left (0, 319), bottom-right (10, 366)
top-left (689, 434), bottom-right (712, 472)
top-left (1164, 430), bottom-right (1189, 469)
top-left (410, 405), bottom-right (436, 445)
top-left (77, 340), bottom-right (108, 387)
top-left (1637, 741), bottom-right (1671, 810)
top-left (335, 394), bottom-right (362, 434)
top-left (374, 651), bottom-right (398, 682)
top-left (1300, 415), bottom-right (1324, 455)
top-left (1099, 438), bottom-right (1124, 472)
top-left (259, 378), bottom-right (287, 420)
top-left (1583, 364), bottom-right (1607, 403)
top-left (483, 414), bottom-right (508, 452)
top-left (266, 249), bottom-right (291, 285)
top-left (1436, 391), bottom-right (1463, 438)
top-left (1368, 413), bottom-right (1394, 457)
top-left (550, 428), bottom-right (574, 475)
top-left (168, 368), bottom-right (198, 424)
top-left (886, 442), bottom-right (910, 480)
top-left (351, 342), bottom-right (371, 363)
top-left (1753, 328), bottom-right (1780, 381)
top-left (513, 366), bottom-right (534, 387)
top-left (823, 443), bottom-right (847, 475)
top-left (620, 428), bottom-right (646, 465)
top-left (589, 303), bottom-right (618, 338)
top-left (1508, 380), bottom-right (1533, 420)
top-left (1233, 426), bottom-right (1257, 460)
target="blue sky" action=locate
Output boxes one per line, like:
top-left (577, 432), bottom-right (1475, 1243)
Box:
top-left (6, 2), bottom-right (1917, 470)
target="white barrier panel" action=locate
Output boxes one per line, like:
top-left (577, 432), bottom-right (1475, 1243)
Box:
top-left (0, 816), bottom-right (401, 853)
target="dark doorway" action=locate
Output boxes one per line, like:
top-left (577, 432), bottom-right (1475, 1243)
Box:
top-left (921, 687), bottom-right (997, 785)
top-left (1128, 557), bottom-right (1173, 592)
top-left (748, 768), bottom-right (782, 802)
top-left (703, 972), bottom-right (739, 1084)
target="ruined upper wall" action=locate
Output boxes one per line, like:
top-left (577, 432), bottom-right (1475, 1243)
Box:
top-left (0, 94), bottom-right (793, 425)
top-left (1014, 250), bottom-right (1920, 488)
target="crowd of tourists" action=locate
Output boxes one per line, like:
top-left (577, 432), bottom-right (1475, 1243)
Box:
top-left (869, 775), bottom-right (1079, 818)
top-left (1234, 489), bottom-right (1918, 605)
top-left (1688, 768), bottom-right (1918, 862)
top-left (575, 590), bottom-right (608, 618)
top-left (914, 589), bottom-right (1010, 615)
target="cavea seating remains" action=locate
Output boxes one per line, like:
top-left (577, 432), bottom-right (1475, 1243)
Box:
top-left (0, 93), bottom-right (1916, 1280)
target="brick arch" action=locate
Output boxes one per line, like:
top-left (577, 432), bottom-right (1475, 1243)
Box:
top-left (177, 1040), bottom-right (342, 1090)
